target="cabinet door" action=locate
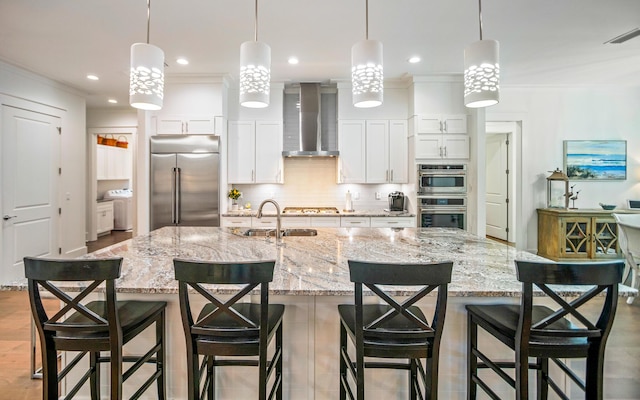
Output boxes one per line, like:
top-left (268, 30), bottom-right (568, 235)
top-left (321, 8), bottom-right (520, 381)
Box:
top-left (228, 121), bottom-right (256, 183)
top-left (338, 121), bottom-right (366, 183)
top-left (156, 116), bottom-right (184, 134)
top-left (442, 115), bottom-right (467, 134)
top-left (254, 121), bottom-right (283, 183)
top-left (442, 135), bottom-right (470, 159)
top-left (97, 202), bottom-right (114, 234)
top-left (185, 117), bottom-right (216, 134)
top-left (388, 120), bottom-right (408, 183)
top-left (415, 135), bottom-right (443, 159)
top-left (592, 217), bottom-right (619, 258)
top-left (365, 120), bottom-right (389, 183)
top-left (416, 115), bottom-right (443, 133)
top-left (561, 217), bottom-right (591, 259)
top-left (96, 145), bottom-right (108, 180)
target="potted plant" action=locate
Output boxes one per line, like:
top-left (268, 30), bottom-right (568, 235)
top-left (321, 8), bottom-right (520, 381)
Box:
top-left (228, 188), bottom-right (241, 211)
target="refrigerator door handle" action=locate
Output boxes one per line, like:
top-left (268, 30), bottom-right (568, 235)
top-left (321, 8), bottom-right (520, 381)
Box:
top-left (175, 167), bottom-right (182, 224)
top-left (171, 167), bottom-right (177, 224)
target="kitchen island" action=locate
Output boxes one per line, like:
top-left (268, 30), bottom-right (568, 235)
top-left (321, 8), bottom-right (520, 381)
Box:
top-left (6, 226), bottom-right (635, 399)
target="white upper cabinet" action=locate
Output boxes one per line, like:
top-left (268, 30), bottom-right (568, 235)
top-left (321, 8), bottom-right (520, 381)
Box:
top-left (338, 120), bottom-right (366, 183)
top-left (339, 119), bottom-right (408, 184)
top-left (416, 114), bottom-right (467, 134)
top-left (228, 120), bottom-right (283, 184)
top-left (96, 144), bottom-right (132, 180)
top-left (154, 115), bottom-right (223, 135)
top-left (365, 120), bottom-right (408, 184)
top-left (414, 114), bottom-right (469, 160)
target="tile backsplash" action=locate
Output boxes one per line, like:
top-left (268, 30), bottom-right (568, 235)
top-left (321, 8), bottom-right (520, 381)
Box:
top-left (229, 158), bottom-right (410, 211)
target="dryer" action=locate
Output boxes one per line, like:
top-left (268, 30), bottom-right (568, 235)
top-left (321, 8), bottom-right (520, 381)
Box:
top-left (103, 189), bottom-right (133, 230)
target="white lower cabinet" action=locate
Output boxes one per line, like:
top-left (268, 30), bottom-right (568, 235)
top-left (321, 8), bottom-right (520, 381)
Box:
top-left (340, 216), bottom-right (371, 227)
top-left (221, 217), bottom-right (252, 228)
top-left (310, 217), bottom-right (341, 228)
top-left (370, 217), bottom-right (416, 228)
top-left (97, 201), bottom-right (114, 235)
top-left (281, 217), bottom-right (311, 228)
top-left (252, 216), bottom-right (277, 228)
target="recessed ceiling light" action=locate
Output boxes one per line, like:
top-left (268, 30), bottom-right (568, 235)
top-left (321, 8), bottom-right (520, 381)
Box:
top-left (87, 74), bottom-right (99, 80)
top-left (108, 99), bottom-right (118, 104)
top-left (288, 57), bottom-right (299, 65)
top-left (408, 56), bottom-right (421, 64)
top-left (176, 58), bottom-right (189, 65)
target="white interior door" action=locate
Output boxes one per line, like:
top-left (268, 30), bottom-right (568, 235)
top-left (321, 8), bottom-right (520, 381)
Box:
top-left (2, 105), bottom-right (60, 283)
top-left (485, 133), bottom-right (509, 241)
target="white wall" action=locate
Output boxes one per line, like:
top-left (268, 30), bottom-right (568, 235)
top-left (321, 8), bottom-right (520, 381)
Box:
top-left (0, 61), bottom-right (87, 261)
top-left (488, 86), bottom-right (640, 251)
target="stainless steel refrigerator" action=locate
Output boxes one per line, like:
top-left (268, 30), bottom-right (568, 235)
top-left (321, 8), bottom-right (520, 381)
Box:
top-left (150, 135), bottom-right (220, 230)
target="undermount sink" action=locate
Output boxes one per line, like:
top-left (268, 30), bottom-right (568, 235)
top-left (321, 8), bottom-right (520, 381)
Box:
top-left (243, 228), bottom-right (318, 237)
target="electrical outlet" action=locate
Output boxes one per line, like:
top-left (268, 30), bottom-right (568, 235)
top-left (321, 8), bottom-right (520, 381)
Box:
top-left (269, 192), bottom-right (275, 199)
top-left (375, 192), bottom-right (381, 200)
top-left (353, 192), bottom-right (360, 200)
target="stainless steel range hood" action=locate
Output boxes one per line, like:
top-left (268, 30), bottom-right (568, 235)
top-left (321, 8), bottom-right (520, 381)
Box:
top-left (282, 83), bottom-right (339, 157)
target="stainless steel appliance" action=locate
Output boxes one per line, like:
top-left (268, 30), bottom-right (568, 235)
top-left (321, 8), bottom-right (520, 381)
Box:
top-left (388, 192), bottom-right (405, 211)
top-left (150, 135), bottom-right (220, 230)
top-left (418, 164), bottom-right (467, 194)
top-left (418, 196), bottom-right (467, 229)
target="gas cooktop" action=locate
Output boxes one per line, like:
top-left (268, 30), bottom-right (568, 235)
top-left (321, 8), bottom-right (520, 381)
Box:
top-left (282, 207), bottom-right (340, 214)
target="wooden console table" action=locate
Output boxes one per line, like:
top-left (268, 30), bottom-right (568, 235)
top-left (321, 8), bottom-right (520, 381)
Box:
top-left (537, 208), bottom-right (638, 261)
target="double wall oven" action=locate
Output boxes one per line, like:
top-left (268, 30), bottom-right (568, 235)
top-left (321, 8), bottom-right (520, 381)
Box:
top-left (417, 164), bottom-right (467, 229)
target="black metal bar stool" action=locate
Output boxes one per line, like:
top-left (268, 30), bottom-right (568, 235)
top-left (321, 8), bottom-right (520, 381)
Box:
top-left (466, 259), bottom-right (624, 400)
top-left (338, 260), bottom-right (453, 400)
top-left (24, 256), bottom-right (167, 400)
top-left (173, 259), bottom-right (285, 400)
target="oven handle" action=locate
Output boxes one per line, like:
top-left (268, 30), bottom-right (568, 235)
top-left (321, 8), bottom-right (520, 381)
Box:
top-left (420, 207), bottom-right (467, 213)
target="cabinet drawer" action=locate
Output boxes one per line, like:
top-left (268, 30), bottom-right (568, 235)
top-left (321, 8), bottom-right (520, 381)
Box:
top-left (221, 217), bottom-right (252, 228)
top-left (311, 217), bottom-right (341, 228)
top-left (370, 217), bottom-right (416, 228)
top-left (281, 217), bottom-right (311, 228)
top-left (340, 217), bottom-right (371, 227)
top-left (252, 217), bottom-right (277, 228)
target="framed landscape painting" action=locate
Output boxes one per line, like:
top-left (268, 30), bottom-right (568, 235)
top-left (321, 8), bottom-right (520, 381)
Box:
top-left (563, 140), bottom-right (627, 180)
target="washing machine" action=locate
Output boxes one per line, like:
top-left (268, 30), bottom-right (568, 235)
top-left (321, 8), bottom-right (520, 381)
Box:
top-left (103, 189), bottom-right (133, 231)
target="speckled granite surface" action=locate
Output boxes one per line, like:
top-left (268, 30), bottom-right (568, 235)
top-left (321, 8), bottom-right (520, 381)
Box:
top-left (4, 227), bottom-right (635, 298)
top-left (223, 209), bottom-right (416, 217)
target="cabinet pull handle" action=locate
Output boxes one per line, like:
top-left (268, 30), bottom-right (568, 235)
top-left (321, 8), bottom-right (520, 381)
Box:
top-left (386, 170), bottom-right (389, 182)
top-left (252, 169), bottom-right (255, 182)
top-left (185, 121), bottom-right (188, 133)
top-left (390, 170), bottom-right (394, 182)
top-left (443, 120), bottom-right (448, 132)
top-left (439, 121), bottom-right (443, 132)
top-left (439, 147), bottom-right (443, 157)
top-left (444, 146), bottom-right (448, 157)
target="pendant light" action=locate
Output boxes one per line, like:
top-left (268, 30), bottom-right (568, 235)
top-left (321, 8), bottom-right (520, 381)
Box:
top-left (239, 0), bottom-right (271, 108)
top-left (464, 0), bottom-right (500, 108)
top-left (351, 0), bottom-right (383, 108)
top-left (129, 0), bottom-right (165, 111)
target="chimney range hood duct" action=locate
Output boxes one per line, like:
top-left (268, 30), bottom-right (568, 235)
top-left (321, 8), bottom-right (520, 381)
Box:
top-left (282, 83), bottom-right (339, 157)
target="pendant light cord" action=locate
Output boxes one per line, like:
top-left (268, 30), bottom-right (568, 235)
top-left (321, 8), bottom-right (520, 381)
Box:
top-left (254, 0), bottom-right (259, 42)
top-left (146, 0), bottom-right (151, 44)
top-left (478, 0), bottom-right (483, 40)
top-left (365, 0), bottom-right (369, 40)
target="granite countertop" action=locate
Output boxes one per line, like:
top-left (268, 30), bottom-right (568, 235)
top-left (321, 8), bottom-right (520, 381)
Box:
top-left (223, 209), bottom-right (416, 217)
top-left (4, 226), bottom-right (634, 298)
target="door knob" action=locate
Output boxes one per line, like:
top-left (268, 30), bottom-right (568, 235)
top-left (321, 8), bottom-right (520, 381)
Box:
top-left (3, 215), bottom-right (17, 221)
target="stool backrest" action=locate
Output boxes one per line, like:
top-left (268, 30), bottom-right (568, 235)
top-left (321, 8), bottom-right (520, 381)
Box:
top-left (347, 260), bottom-right (453, 340)
top-left (24, 257), bottom-right (123, 334)
top-left (515, 260), bottom-right (623, 342)
top-left (612, 213), bottom-right (640, 255)
top-left (616, 221), bottom-right (640, 266)
top-left (173, 259), bottom-right (276, 338)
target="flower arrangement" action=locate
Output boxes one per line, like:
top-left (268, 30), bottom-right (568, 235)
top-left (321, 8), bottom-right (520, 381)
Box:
top-left (228, 188), bottom-right (241, 201)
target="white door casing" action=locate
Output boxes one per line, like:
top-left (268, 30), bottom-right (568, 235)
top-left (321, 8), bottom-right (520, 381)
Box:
top-left (2, 105), bottom-right (60, 283)
top-left (485, 133), bottom-right (509, 241)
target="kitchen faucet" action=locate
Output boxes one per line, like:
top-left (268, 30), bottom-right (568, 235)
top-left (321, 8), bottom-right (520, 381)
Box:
top-left (257, 199), bottom-right (282, 240)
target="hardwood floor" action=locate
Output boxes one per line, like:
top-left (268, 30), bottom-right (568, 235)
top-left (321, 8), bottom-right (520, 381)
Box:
top-left (87, 230), bottom-right (132, 253)
top-left (2, 229), bottom-right (639, 399)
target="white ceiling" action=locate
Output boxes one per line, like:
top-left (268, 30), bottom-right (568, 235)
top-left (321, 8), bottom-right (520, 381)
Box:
top-left (1, 0), bottom-right (639, 108)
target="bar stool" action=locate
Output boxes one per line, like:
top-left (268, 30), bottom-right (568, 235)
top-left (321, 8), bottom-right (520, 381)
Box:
top-left (24, 256), bottom-right (167, 400)
top-left (173, 259), bottom-right (285, 400)
top-left (466, 259), bottom-right (624, 400)
top-left (338, 260), bottom-right (453, 400)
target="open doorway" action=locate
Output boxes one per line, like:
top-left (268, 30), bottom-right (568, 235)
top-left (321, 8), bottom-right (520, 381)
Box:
top-left (485, 122), bottom-right (519, 246)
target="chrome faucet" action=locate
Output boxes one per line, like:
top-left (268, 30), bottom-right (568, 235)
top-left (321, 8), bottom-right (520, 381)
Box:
top-left (257, 199), bottom-right (282, 240)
